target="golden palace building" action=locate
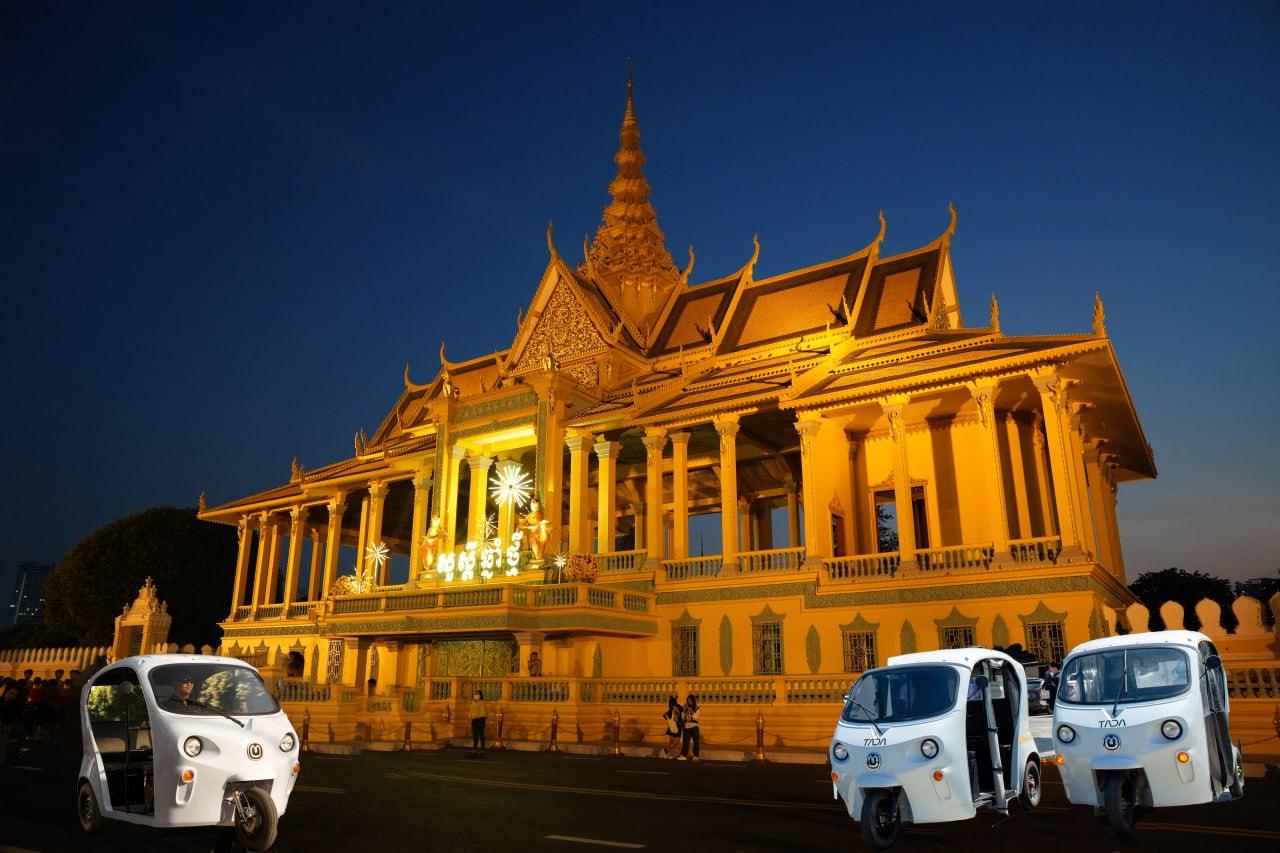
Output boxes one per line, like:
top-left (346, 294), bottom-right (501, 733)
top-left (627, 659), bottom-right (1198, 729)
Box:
top-left (199, 78), bottom-right (1154, 754)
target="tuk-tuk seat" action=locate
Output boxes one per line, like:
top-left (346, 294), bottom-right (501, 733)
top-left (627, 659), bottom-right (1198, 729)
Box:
top-left (91, 721), bottom-right (152, 754)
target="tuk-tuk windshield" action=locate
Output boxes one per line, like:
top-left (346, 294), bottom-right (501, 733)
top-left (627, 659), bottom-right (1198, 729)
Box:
top-left (149, 663), bottom-right (280, 716)
top-left (1058, 647), bottom-right (1190, 706)
top-left (842, 665), bottom-right (960, 724)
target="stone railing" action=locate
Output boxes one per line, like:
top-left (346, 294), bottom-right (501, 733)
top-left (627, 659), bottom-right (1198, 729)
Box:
top-left (597, 549), bottom-right (647, 573)
top-left (1227, 667), bottom-right (1280, 699)
top-left (663, 555), bottom-right (724, 580)
top-left (786, 676), bottom-right (854, 704)
top-left (739, 547), bottom-right (806, 573)
top-left (599, 680), bottom-right (679, 704)
top-left (824, 553), bottom-right (899, 582)
top-left (688, 678), bottom-right (778, 705)
top-left (917, 544), bottom-right (994, 573)
top-left (1009, 536), bottom-right (1061, 564)
top-left (275, 680), bottom-right (331, 703)
top-left (510, 680), bottom-right (570, 702)
top-left (322, 581), bottom-right (654, 618)
top-left (0, 645), bottom-right (112, 679)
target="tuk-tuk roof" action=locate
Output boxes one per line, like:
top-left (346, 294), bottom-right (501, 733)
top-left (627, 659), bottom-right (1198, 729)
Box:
top-left (887, 646), bottom-right (1025, 673)
top-left (95, 654), bottom-right (259, 676)
top-left (1064, 630), bottom-right (1211, 659)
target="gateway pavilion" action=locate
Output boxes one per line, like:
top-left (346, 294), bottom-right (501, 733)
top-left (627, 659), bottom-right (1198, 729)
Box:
top-left (200, 78), bottom-right (1154, 750)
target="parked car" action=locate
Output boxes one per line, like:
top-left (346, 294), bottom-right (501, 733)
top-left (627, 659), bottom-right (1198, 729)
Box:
top-left (1026, 677), bottom-right (1051, 714)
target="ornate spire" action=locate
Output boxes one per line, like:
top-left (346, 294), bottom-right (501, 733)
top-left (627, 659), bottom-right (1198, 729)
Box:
top-left (582, 67), bottom-right (682, 335)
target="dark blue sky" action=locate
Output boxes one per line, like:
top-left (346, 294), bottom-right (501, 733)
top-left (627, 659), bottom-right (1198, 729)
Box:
top-left (3, 1), bottom-right (1277, 604)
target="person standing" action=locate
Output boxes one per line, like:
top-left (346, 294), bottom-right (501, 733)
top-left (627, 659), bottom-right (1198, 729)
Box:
top-left (677, 695), bottom-right (700, 762)
top-left (662, 696), bottom-right (682, 758)
top-left (1045, 663), bottom-right (1060, 710)
top-left (469, 690), bottom-right (489, 754)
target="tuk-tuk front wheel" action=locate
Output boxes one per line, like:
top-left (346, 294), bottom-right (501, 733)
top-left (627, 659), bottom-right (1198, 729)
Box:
top-left (860, 789), bottom-right (903, 851)
top-left (77, 781), bottom-right (102, 834)
top-left (233, 788), bottom-right (278, 852)
top-left (1018, 758), bottom-right (1042, 809)
top-left (1104, 773), bottom-right (1137, 836)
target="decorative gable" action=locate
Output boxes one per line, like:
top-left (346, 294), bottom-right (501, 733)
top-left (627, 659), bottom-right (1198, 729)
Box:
top-left (510, 278), bottom-right (609, 376)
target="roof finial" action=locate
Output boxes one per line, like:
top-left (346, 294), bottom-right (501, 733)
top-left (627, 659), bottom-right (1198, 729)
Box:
top-left (1092, 292), bottom-right (1107, 336)
top-left (989, 293), bottom-right (1000, 332)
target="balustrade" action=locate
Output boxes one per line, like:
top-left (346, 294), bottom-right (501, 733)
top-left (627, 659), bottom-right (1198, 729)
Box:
top-left (738, 547), bottom-right (806, 573)
top-left (597, 549), bottom-right (647, 573)
top-left (1009, 536), bottom-right (1061, 564)
top-left (663, 556), bottom-right (724, 580)
top-left (785, 677), bottom-right (852, 704)
top-left (824, 553), bottom-right (899, 582)
top-left (917, 544), bottom-right (994, 573)
top-left (255, 604), bottom-right (285, 620)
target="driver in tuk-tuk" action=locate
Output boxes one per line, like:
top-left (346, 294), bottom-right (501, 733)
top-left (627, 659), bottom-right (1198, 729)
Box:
top-left (161, 673), bottom-right (198, 713)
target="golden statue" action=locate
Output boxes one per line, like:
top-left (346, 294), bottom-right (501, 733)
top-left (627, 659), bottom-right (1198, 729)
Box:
top-left (418, 516), bottom-right (443, 571)
top-left (521, 501), bottom-right (553, 561)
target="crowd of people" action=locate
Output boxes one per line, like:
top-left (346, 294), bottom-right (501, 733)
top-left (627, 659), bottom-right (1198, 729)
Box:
top-left (0, 668), bottom-right (80, 763)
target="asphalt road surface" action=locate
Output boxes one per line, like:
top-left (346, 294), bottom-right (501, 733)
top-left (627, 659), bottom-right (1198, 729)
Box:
top-left (2, 739), bottom-right (1278, 852)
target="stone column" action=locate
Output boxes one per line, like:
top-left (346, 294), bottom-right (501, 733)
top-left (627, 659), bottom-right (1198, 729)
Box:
top-left (669, 431), bottom-right (691, 558)
top-left (365, 481), bottom-right (389, 585)
top-left (382, 640), bottom-right (405, 688)
top-left (632, 502), bottom-right (646, 550)
top-left (713, 417), bottom-right (740, 572)
top-left (231, 515), bottom-right (254, 611)
top-left (409, 470), bottom-right (434, 577)
top-left (307, 526), bottom-right (323, 601)
top-left (795, 415), bottom-right (826, 569)
top-left (970, 382), bottom-right (1012, 565)
top-left (321, 494), bottom-right (347, 598)
top-left (283, 506), bottom-right (306, 605)
top-left (755, 500), bottom-right (773, 550)
top-left (252, 512), bottom-right (274, 606)
top-left (354, 495), bottom-right (371, 578)
top-left (1003, 414), bottom-right (1032, 540)
top-left (1030, 411), bottom-right (1055, 538)
top-left (738, 496), bottom-right (753, 552)
top-left (441, 445), bottom-right (467, 551)
top-left (466, 456), bottom-right (494, 543)
top-left (593, 439), bottom-right (618, 553)
top-left (1031, 374), bottom-right (1085, 560)
top-left (265, 516), bottom-right (284, 603)
top-left (641, 429), bottom-right (668, 569)
top-left (1066, 407), bottom-right (1100, 561)
top-left (880, 399), bottom-right (919, 572)
top-left (785, 482), bottom-right (801, 550)
top-left (1084, 446), bottom-right (1121, 577)
top-left (566, 434), bottom-right (592, 553)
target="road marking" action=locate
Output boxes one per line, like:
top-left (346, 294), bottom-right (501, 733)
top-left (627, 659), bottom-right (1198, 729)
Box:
top-left (545, 835), bottom-right (644, 848)
top-left (295, 785), bottom-right (346, 793)
top-left (1141, 822), bottom-right (1280, 840)
top-left (403, 770), bottom-right (842, 811)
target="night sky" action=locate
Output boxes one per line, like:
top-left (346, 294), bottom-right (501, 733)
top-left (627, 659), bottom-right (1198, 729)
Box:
top-left (4, 2), bottom-right (1277, 607)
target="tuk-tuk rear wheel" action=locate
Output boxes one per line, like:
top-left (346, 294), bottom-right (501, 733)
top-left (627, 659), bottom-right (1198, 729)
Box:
top-left (1018, 758), bottom-right (1042, 809)
top-left (859, 789), bottom-right (903, 851)
top-left (1104, 773), bottom-right (1136, 836)
top-left (77, 781), bottom-right (102, 834)
top-left (233, 788), bottom-right (278, 852)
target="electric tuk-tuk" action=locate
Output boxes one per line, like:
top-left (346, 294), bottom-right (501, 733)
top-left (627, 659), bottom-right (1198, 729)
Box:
top-left (1051, 630), bottom-right (1243, 836)
top-left (829, 647), bottom-right (1043, 850)
top-left (77, 655), bottom-right (300, 851)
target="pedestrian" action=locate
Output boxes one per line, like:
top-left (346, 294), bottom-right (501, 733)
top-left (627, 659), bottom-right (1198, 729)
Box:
top-left (469, 690), bottom-right (488, 754)
top-left (662, 696), bottom-right (682, 758)
top-left (528, 651), bottom-right (542, 677)
top-left (677, 695), bottom-right (700, 762)
top-left (1045, 662), bottom-right (1060, 710)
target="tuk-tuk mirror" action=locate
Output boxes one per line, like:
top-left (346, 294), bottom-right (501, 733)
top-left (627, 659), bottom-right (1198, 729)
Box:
top-left (1205, 655), bottom-right (1223, 671)
top-left (974, 675), bottom-right (989, 690)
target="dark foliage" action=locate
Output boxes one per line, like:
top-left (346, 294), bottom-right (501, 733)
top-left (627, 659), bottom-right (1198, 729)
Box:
top-left (0, 622), bottom-right (79, 650)
top-left (1129, 568), bottom-right (1238, 632)
top-left (875, 504), bottom-right (898, 553)
top-left (42, 507), bottom-right (237, 647)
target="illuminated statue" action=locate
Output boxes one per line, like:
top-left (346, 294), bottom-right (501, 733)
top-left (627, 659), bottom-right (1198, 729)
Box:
top-left (521, 501), bottom-right (553, 561)
top-left (419, 516), bottom-right (442, 572)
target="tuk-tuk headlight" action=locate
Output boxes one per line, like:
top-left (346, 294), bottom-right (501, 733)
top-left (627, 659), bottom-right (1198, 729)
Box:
top-left (1161, 720), bottom-right (1182, 741)
top-left (1056, 724), bottom-right (1076, 744)
top-left (182, 736), bottom-right (203, 758)
top-left (279, 732), bottom-right (296, 752)
top-left (920, 738), bottom-right (939, 759)
top-left (832, 743), bottom-right (849, 761)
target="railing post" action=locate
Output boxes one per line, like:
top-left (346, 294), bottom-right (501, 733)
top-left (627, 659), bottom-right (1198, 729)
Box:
top-left (301, 708), bottom-right (311, 753)
top-left (493, 705), bottom-right (506, 750)
top-left (548, 707), bottom-right (560, 753)
top-left (401, 721), bottom-right (413, 752)
top-left (610, 709), bottom-right (622, 757)
top-left (753, 709), bottom-right (768, 763)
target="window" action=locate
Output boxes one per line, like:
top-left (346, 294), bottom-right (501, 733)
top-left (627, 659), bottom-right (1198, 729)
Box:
top-left (842, 630), bottom-right (878, 672)
top-left (873, 486), bottom-right (929, 551)
top-left (1025, 621), bottom-right (1066, 664)
top-left (753, 621), bottom-right (783, 675)
top-left (672, 625), bottom-right (699, 677)
top-left (938, 625), bottom-right (975, 649)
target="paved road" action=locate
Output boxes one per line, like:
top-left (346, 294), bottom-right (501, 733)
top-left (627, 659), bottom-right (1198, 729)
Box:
top-left (2, 738), bottom-right (1277, 852)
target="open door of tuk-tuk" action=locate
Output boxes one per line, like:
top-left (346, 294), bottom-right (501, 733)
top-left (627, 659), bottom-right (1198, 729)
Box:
top-left (1198, 642), bottom-right (1241, 798)
top-left (84, 667), bottom-right (154, 816)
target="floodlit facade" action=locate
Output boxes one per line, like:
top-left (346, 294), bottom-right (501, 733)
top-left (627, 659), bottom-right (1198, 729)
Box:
top-left (199, 79), bottom-right (1156, 749)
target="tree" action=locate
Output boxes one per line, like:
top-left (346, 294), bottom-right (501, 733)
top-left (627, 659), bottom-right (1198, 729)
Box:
top-left (1128, 568), bottom-right (1238, 632)
top-left (875, 504), bottom-right (899, 553)
top-left (43, 507), bottom-right (238, 647)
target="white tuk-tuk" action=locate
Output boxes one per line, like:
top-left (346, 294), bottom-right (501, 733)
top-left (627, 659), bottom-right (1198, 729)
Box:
top-left (829, 647), bottom-right (1043, 850)
top-left (1051, 630), bottom-right (1243, 836)
top-left (76, 655), bottom-right (300, 851)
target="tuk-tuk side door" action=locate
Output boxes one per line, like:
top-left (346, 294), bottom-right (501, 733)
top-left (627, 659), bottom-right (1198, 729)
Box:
top-left (85, 667), bottom-right (154, 815)
top-left (1198, 640), bottom-right (1234, 793)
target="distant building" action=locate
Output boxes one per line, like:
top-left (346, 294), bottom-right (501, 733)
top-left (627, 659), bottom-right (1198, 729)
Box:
top-left (1234, 576), bottom-right (1279, 602)
top-left (8, 561), bottom-right (54, 626)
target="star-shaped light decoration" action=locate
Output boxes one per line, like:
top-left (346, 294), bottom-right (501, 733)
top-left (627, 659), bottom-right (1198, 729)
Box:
top-left (483, 513), bottom-right (499, 543)
top-left (365, 541), bottom-right (389, 573)
top-left (490, 464), bottom-right (534, 509)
